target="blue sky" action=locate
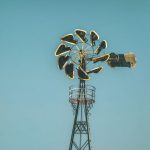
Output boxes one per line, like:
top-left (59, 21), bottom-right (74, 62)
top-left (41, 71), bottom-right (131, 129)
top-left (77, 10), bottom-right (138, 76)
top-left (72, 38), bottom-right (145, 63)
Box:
top-left (0, 0), bottom-right (150, 150)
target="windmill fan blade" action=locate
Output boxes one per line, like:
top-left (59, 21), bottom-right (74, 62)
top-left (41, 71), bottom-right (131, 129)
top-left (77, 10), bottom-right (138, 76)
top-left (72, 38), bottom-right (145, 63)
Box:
top-left (58, 55), bottom-right (69, 70)
top-left (55, 44), bottom-right (71, 56)
top-left (75, 29), bottom-right (87, 43)
top-left (78, 67), bottom-right (90, 80)
top-left (90, 31), bottom-right (99, 46)
top-left (107, 52), bottom-right (136, 68)
top-left (93, 54), bottom-right (110, 63)
top-left (65, 63), bottom-right (74, 79)
top-left (87, 67), bottom-right (103, 74)
top-left (61, 34), bottom-right (77, 45)
top-left (95, 40), bottom-right (107, 54)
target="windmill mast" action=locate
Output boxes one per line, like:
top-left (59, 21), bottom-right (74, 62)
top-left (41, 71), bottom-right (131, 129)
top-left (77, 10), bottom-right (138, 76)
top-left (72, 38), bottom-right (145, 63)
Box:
top-left (69, 49), bottom-right (93, 150)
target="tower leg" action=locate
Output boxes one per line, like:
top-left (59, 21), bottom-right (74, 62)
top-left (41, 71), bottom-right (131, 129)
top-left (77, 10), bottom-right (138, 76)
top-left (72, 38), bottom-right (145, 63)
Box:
top-left (69, 101), bottom-right (80, 150)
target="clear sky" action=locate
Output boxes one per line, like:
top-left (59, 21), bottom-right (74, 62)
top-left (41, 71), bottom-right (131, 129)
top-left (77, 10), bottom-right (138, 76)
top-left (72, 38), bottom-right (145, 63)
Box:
top-left (0, 0), bottom-right (150, 150)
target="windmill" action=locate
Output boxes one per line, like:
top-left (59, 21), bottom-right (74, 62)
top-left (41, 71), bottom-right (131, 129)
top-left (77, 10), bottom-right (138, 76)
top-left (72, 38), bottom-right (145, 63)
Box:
top-left (55, 29), bottom-right (136, 150)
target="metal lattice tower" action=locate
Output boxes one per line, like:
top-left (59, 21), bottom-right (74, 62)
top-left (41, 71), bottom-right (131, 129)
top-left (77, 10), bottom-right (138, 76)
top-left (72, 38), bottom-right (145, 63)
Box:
top-left (69, 61), bottom-right (95, 150)
top-left (54, 29), bottom-right (136, 150)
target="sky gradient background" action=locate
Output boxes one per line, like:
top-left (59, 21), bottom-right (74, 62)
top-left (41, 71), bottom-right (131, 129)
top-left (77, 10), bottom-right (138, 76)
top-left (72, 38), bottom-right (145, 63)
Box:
top-left (0, 0), bottom-right (150, 150)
